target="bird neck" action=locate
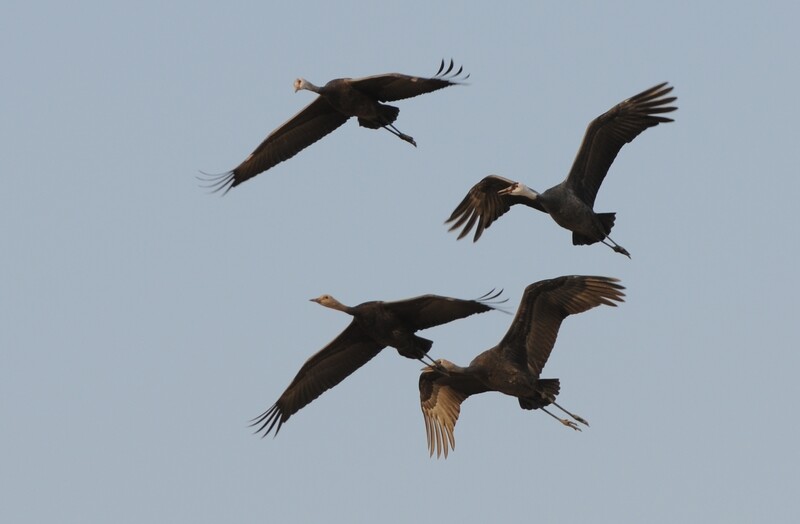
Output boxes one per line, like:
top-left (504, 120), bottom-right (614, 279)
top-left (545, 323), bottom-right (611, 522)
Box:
top-left (437, 359), bottom-right (470, 376)
top-left (312, 295), bottom-right (353, 314)
top-left (518, 184), bottom-right (539, 200)
top-left (300, 79), bottom-right (322, 94)
top-left (325, 298), bottom-right (351, 313)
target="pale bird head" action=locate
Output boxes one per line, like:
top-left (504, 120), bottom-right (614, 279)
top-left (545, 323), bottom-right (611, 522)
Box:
top-left (498, 181), bottom-right (537, 199)
top-left (422, 358), bottom-right (458, 374)
top-left (310, 294), bottom-right (348, 312)
top-left (310, 294), bottom-right (334, 305)
top-left (497, 182), bottom-right (522, 196)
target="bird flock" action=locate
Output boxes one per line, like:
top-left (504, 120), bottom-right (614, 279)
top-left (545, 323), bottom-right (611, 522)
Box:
top-left (209, 60), bottom-right (677, 458)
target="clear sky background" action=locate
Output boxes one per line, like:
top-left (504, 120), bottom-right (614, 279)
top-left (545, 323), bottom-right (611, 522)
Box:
top-left (3, 1), bottom-right (799, 522)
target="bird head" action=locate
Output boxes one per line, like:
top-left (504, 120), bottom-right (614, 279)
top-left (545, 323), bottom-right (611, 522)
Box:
top-left (294, 78), bottom-right (321, 93)
top-left (422, 358), bottom-right (458, 375)
top-left (498, 182), bottom-right (538, 199)
top-left (310, 294), bottom-right (348, 312)
top-left (310, 294), bottom-right (333, 305)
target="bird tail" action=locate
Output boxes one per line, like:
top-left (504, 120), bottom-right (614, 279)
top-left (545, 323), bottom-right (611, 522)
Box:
top-left (358, 104), bottom-right (400, 128)
top-left (518, 379), bottom-right (560, 410)
top-left (572, 213), bottom-right (616, 245)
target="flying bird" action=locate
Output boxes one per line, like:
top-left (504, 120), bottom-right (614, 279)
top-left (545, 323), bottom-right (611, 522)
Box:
top-left (206, 59), bottom-right (468, 193)
top-left (252, 289), bottom-right (504, 437)
top-left (446, 83), bottom-right (677, 257)
top-left (419, 275), bottom-right (625, 458)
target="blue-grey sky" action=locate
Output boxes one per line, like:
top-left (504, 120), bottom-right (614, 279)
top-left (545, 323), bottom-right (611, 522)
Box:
top-left (3, 1), bottom-right (799, 522)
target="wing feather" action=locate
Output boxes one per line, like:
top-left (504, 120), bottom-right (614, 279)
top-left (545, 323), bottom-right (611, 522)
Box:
top-left (348, 60), bottom-right (469, 102)
top-left (383, 290), bottom-right (505, 331)
top-left (251, 322), bottom-right (383, 436)
top-left (497, 276), bottom-right (625, 376)
top-left (566, 83), bottom-right (677, 207)
top-left (208, 97), bottom-right (349, 192)
top-left (445, 175), bottom-right (545, 242)
top-left (419, 370), bottom-right (474, 458)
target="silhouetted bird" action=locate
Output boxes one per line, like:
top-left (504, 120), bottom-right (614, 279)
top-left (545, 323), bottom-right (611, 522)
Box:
top-left (446, 83), bottom-right (676, 257)
top-left (207, 59), bottom-right (468, 192)
top-left (253, 289), bottom-right (504, 437)
top-left (419, 276), bottom-right (624, 458)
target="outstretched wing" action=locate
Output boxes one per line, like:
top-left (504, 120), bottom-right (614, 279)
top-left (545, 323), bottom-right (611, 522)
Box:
top-left (384, 289), bottom-right (506, 331)
top-left (206, 97), bottom-right (349, 192)
top-left (348, 59), bottom-right (469, 102)
top-left (445, 175), bottom-right (545, 242)
top-left (419, 369), bottom-right (484, 458)
top-left (498, 276), bottom-right (625, 377)
top-left (565, 83), bottom-right (677, 207)
top-left (251, 322), bottom-right (383, 437)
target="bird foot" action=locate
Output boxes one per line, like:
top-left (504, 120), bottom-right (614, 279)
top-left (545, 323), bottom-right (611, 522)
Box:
top-left (560, 419), bottom-right (582, 431)
top-left (612, 245), bottom-right (631, 258)
top-left (572, 414), bottom-right (590, 427)
top-left (400, 133), bottom-right (417, 147)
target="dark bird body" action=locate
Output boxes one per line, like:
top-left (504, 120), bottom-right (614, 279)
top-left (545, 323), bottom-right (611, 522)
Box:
top-left (252, 290), bottom-right (503, 437)
top-left (446, 83), bottom-right (677, 257)
top-left (419, 276), bottom-right (625, 458)
top-left (208, 60), bottom-right (468, 192)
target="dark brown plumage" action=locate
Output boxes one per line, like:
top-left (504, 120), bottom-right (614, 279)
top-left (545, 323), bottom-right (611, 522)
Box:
top-left (252, 290), bottom-right (504, 437)
top-left (207, 59), bottom-right (468, 193)
top-left (419, 276), bottom-right (625, 458)
top-left (446, 83), bottom-right (677, 257)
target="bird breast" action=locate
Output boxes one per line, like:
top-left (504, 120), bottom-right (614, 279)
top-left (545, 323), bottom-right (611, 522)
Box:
top-left (322, 82), bottom-right (381, 119)
top-left (354, 310), bottom-right (408, 344)
top-left (542, 191), bottom-right (596, 231)
top-left (475, 357), bottom-right (535, 398)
